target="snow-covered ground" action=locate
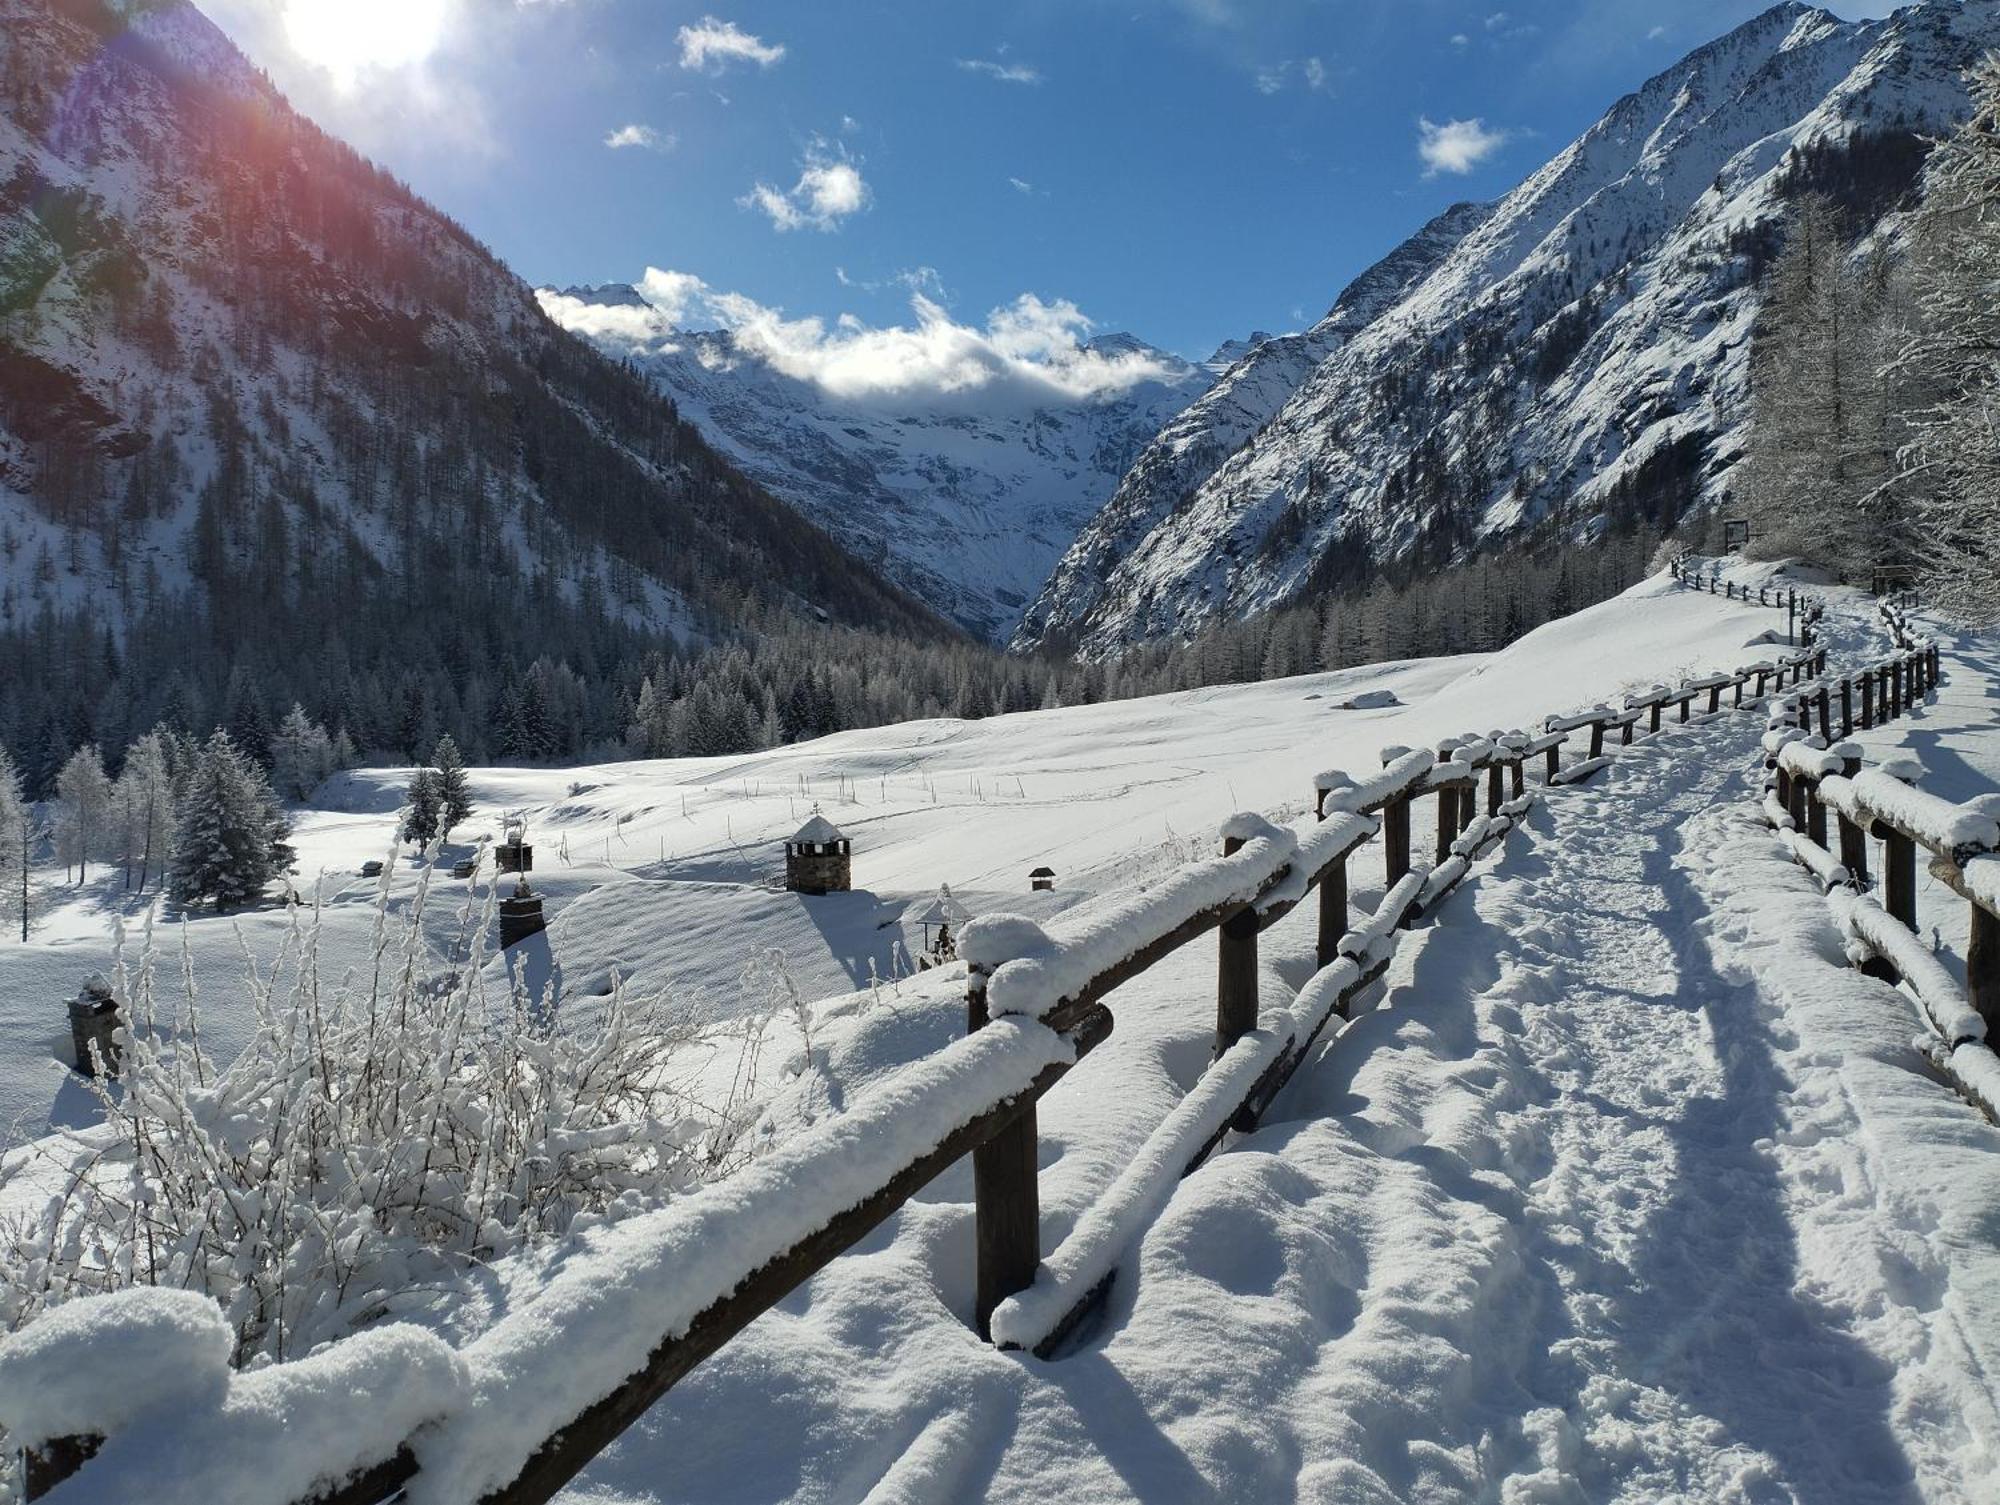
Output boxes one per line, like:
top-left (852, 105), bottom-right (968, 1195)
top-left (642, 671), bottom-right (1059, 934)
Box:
top-left (0, 572), bottom-right (1778, 1148)
top-left (531, 570), bottom-right (2000, 1504)
top-left (7, 567), bottom-right (1999, 1504)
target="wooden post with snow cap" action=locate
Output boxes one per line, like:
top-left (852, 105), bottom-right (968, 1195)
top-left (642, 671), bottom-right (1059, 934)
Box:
top-left (1383, 749), bottom-right (1414, 884)
top-left (1316, 842), bottom-right (1347, 972)
top-left (1216, 834), bottom-right (1260, 1059)
top-left (1834, 748), bottom-right (1870, 889)
top-left (1816, 689), bottom-right (1832, 743)
top-left (1487, 761), bottom-right (1503, 818)
top-left (966, 963), bottom-right (1041, 1341)
top-left (1435, 754), bottom-right (1458, 867)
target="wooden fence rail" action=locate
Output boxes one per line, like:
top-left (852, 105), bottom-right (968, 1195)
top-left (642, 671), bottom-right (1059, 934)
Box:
top-left (1760, 601), bottom-right (2000, 1119)
top-left (23, 637), bottom-right (1840, 1505)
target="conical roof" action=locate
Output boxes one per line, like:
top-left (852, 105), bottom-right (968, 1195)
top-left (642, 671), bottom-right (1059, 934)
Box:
top-left (792, 812), bottom-right (845, 844)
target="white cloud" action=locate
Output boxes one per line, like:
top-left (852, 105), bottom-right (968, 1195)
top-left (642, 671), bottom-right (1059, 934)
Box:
top-left (604, 123), bottom-right (673, 151)
top-left (537, 270), bottom-right (1185, 408)
top-left (1008, 176), bottom-right (1034, 194)
top-left (1450, 32), bottom-right (1470, 47)
top-left (1417, 116), bottom-right (1507, 176)
top-left (1257, 57), bottom-right (1330, 95)
top-left (957, 57), bottom-right (1042, 85)
top-left (741, 141), bottom-right (869, 232)
top-left (677, 16), bottom-right (784, 72)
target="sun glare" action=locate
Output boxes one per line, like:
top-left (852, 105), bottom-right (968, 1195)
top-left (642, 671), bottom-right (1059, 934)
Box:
top-left (281, 0), bottom-right (450, 85)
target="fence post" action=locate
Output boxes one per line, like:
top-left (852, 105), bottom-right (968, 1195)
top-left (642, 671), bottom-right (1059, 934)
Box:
top-left (1588, 719), bottom-right (1606, 760)
top-left (968, 967), bottom-right (1039, 1341)
top-left (1486, 762), bottom-right (1503, 817)
top-left (1891, 659), bottom-right (1904, 718)
top-left (1816, 689), bottom-right (1831, 743)
top-left (1509, 756), bottom-right (1525, 801)
top-left (1970, 904), bottom-right (2000, 1037)
top-left (1458, 781), bottom-right (1477, 833)
top-left (1805, 774), bottom-right (1828, 851)
top-left (1860, 672), bottom-right (1873, 729)
top-left (1316, 849), bottom-right (1347, 972)
top-left (1787, 764), bottom-right (1809, 833)
top-left (1217, 835), bottom-right (1259, 1059)
top-left (1707, 684), bottom-right (1722, 716)
top-left (1840, 681), bottom-right (1852, 739)
top-left (1835, 750), bottom-right (1868, 888)
top-left (1383, 755), bottom-right (1413, 884)
top-left (1882, 825), bottom-right (1918, 936)
top-left (1435, 768), bottom-right (1456, 865)
top-left (1543, 740), bottom-right (1560, 785)
top-left (1650, 701), bottom-right (1664, 734)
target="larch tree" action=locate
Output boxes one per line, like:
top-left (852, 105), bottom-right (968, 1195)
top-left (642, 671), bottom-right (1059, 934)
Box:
top-left (54, 744), bottom-right (113, 885)
top-left (1887, 54), bottom-right (2000, 618)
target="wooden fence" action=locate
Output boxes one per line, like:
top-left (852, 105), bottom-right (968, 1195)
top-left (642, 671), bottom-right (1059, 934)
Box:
top-left (1667, 554), bottom-right (1826, 643)
top-left (24, 638), bottom-right (1839, 1505)
top-left (1759, 602), bottom-right (1999, 1119)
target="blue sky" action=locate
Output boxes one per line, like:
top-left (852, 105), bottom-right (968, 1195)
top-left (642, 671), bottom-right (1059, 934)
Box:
top-left (206, 0), bottom-right (1885, 364)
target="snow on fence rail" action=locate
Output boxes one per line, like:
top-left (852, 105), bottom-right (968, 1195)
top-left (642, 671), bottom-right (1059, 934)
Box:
top-left (16, 628), bottom-right (1844, 1505)
top-left (1757, 604), bottom-right (2000, 1121)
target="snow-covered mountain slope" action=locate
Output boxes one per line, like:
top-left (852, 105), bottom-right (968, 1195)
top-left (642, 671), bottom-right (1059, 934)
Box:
top-left (0, 0), bottom-right (937, 655)
top-left (539, 283), bottom-right (1219, 642)
top-left (1021, 0), bottom-right (1993, 656)
top-left (1013, 198), bottom-right (1493, 651)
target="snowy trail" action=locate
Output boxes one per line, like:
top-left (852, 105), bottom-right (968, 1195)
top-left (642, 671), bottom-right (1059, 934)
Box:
top-left (566, 681), bottom-right (2000, 1504)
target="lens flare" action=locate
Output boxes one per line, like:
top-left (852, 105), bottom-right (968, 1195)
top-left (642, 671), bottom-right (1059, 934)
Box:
top-left (281, 0), bottom-right (450, 86)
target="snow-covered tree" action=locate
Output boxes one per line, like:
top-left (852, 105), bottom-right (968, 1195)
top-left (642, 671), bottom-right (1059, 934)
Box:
top-left (269, 704), bottom-right (336, 802)
top-left (432, 734), bottom-right (472, 840)
top-left (0, 749), bottom-right (36, 941)
top-left (168, 731), bottom-right (294, 911)
top-left (115, 731), bottom-right (177, 892)
top-left (1887, 55), bottom-right (2000, 618)
top-left (54, 744), bottom-right (113, 885)
top-left (401, 766), bottom-right (442, 847)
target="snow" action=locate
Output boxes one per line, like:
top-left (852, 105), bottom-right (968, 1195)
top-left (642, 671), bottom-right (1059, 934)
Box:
top-left (1338, 869), bottom-right (1426, 958)
top-left (43, 1324), bottom-right (468, 1505)
top-left (15, 569), bottom-right (2000, 1504)
top-left (1314, 747), bottom-right (1433, 809)
top-left (1845, 768), bottom-right (2000, 859)
top-left (0, 1288), bottom-right (231, 1452)
top-left (971, 818), bottom-right (1296, 1021)
top-left (407, 1015), bottom-right (1074, 1505)
top-left (789, 813), bottom-right (846, 845)
top-left (1828, 888), bottom-right (1987, 1045)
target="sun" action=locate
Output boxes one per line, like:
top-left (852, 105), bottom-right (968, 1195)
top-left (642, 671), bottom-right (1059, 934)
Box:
top-left (281, 0), bottom-right (451, 86)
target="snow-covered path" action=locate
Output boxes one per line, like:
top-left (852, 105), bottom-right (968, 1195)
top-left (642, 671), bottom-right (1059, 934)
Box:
top-left (568, 673), bottom-right (2000, 1504)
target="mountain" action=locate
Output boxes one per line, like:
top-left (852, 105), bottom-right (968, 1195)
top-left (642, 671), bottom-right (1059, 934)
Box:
top-left (539, 283), bottom-right (1218, 641)
top-left (1011, 199), bottom-right (1494, 652)
top-left (1017, 1), bottom-right (1989, 656)
top-left (0, 0), bottom-right (940, 771)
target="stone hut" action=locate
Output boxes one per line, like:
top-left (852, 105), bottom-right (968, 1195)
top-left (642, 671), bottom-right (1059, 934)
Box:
top-left (786, 810), bottom-right (851, 895)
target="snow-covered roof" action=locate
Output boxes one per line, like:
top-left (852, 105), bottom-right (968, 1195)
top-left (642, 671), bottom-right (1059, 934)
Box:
top-left (791, 814), bottom-right (845, 845)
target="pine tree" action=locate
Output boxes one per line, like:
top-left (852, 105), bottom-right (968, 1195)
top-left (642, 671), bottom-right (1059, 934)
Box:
top-left (401, 766), bottom-right (442, 847)
top-left (432, 734), bottom-right (471, 840)
top-left (168, 731), bottom-right (294, 911)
